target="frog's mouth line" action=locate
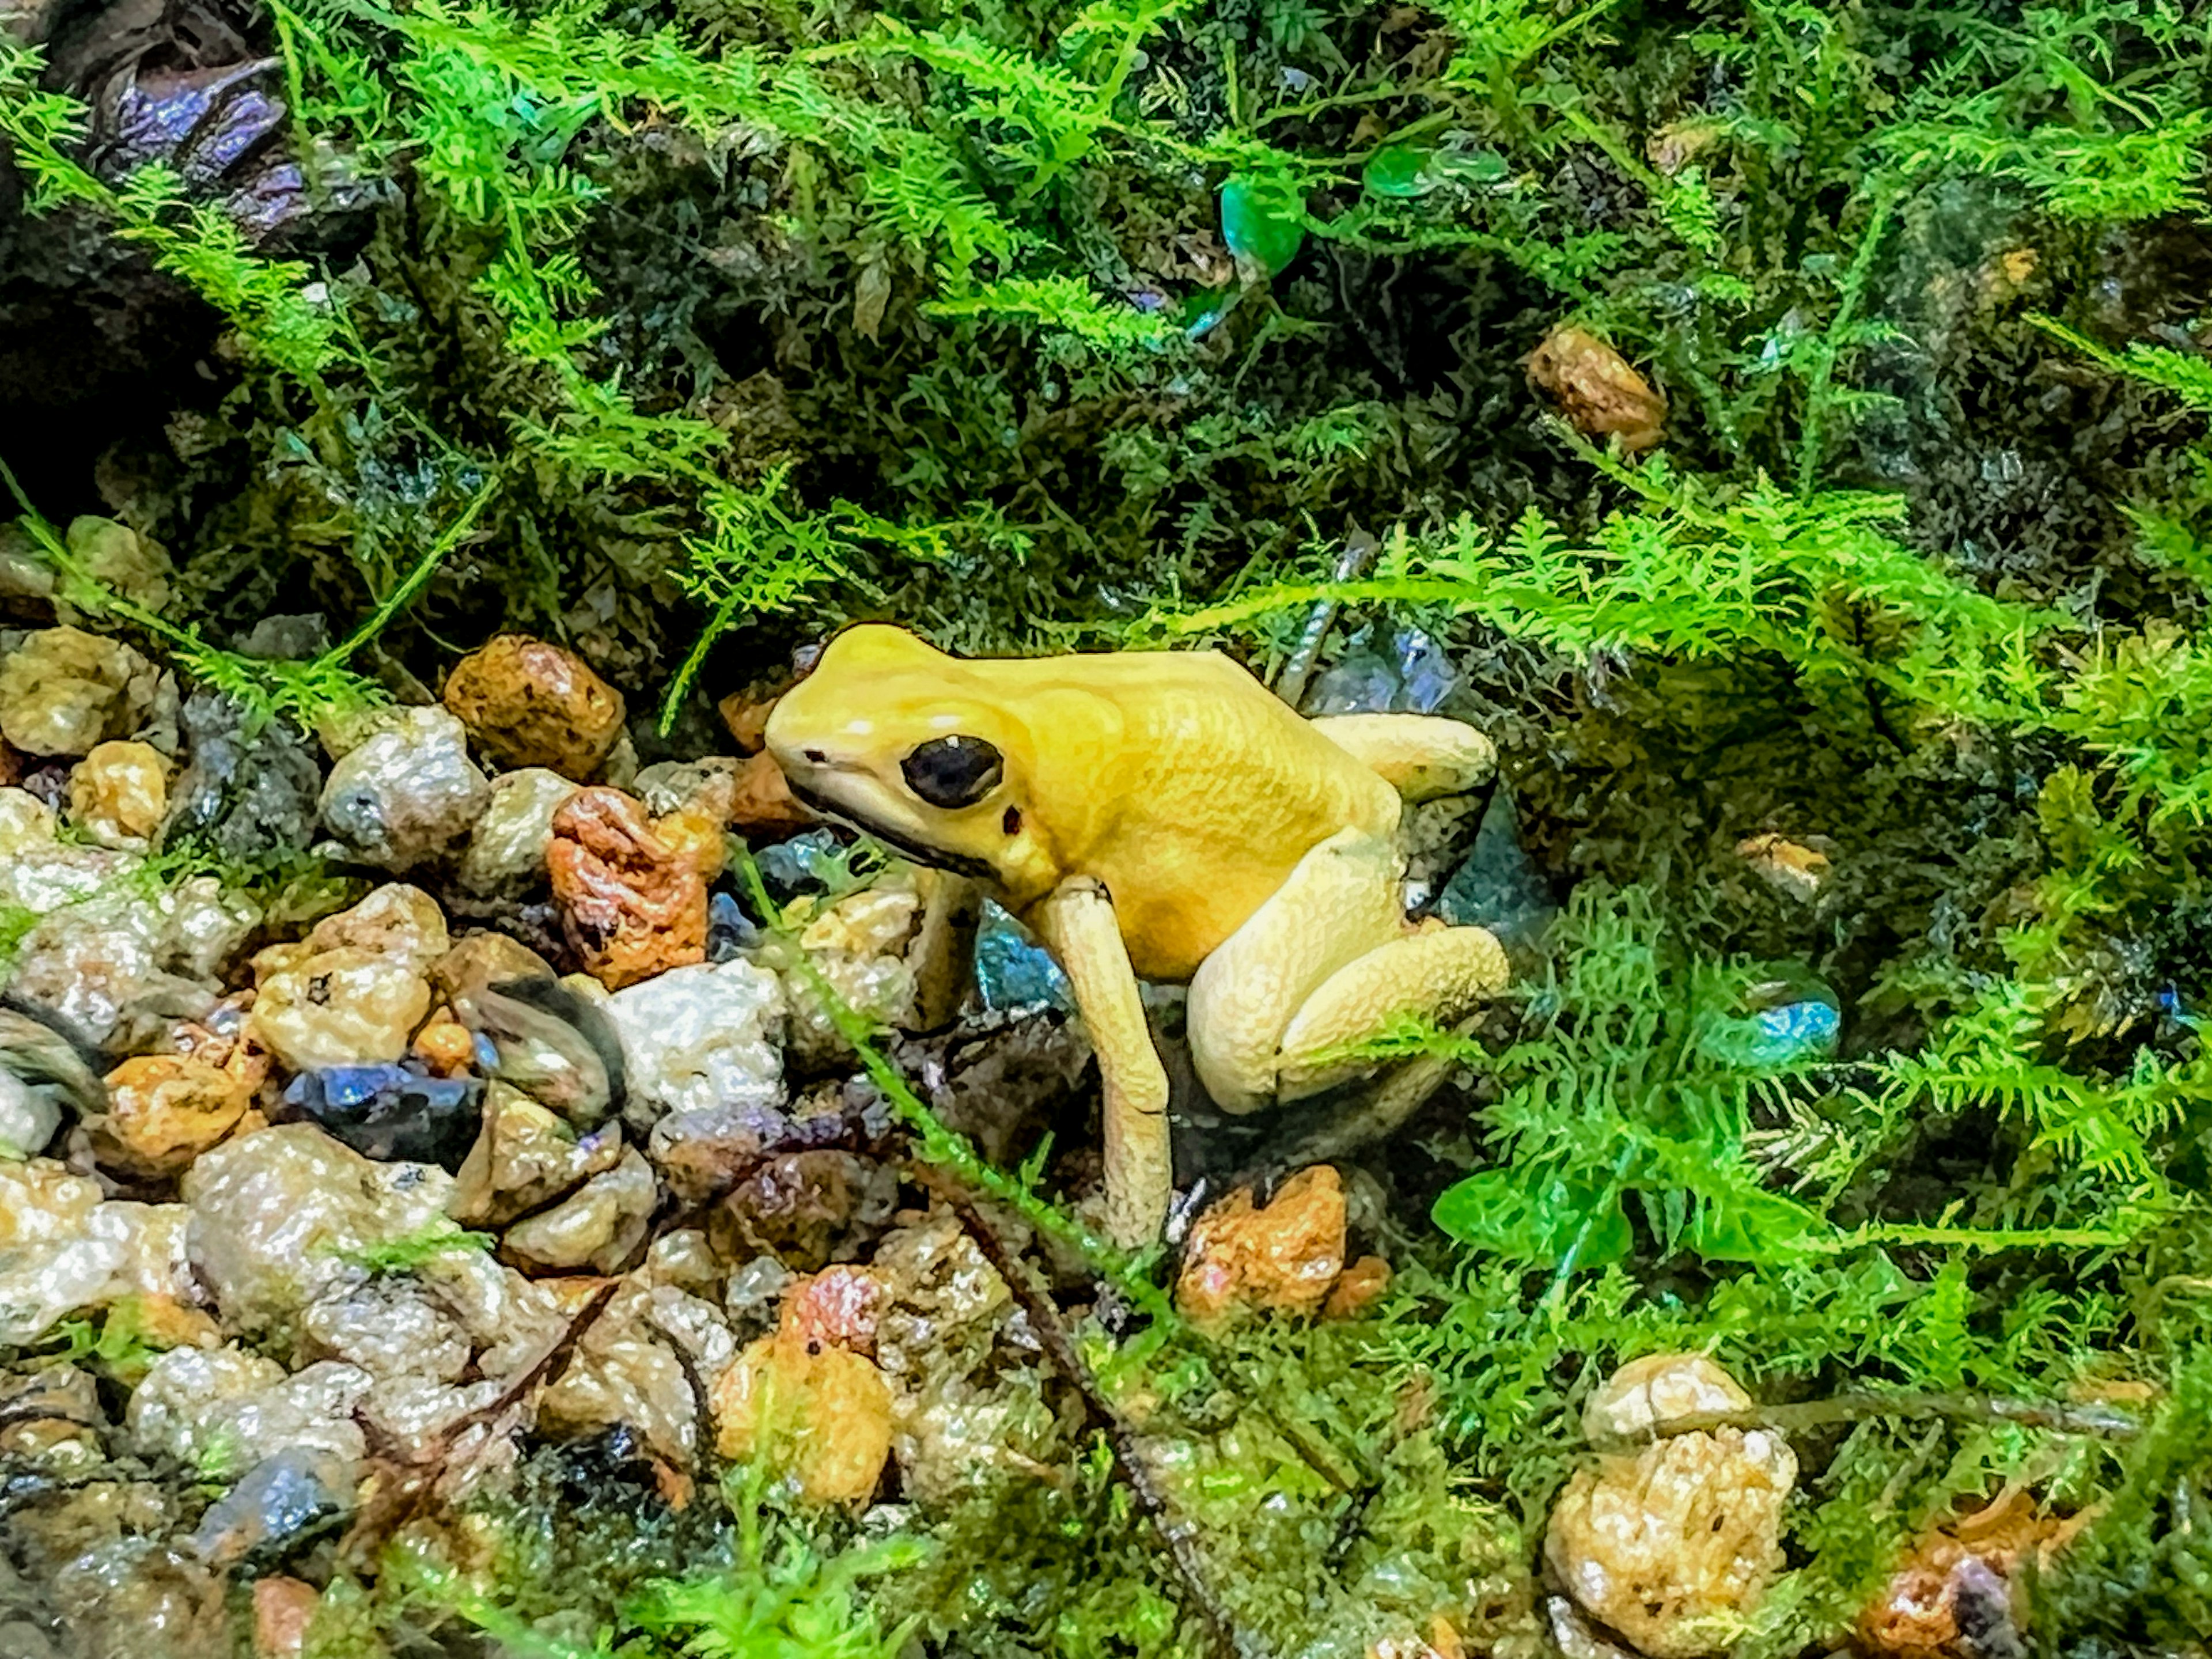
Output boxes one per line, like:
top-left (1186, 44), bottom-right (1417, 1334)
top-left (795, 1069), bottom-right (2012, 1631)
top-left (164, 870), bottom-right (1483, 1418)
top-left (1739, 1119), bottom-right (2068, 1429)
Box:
top-left (783, 773), bottom-right (1000, 883)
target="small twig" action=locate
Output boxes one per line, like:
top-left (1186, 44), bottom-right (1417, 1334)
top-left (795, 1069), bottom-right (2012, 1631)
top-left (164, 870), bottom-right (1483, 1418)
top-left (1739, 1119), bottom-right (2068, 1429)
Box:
top-left (937, 1184), bottom-right (1270, 1659)
top-left (1589, 1389), bottom-right (2146, 1455)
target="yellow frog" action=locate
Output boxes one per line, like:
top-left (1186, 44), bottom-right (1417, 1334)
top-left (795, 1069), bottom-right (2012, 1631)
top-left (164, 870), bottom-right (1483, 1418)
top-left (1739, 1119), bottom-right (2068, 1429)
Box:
top-left (764, 624), bottom-right (1509, 1245)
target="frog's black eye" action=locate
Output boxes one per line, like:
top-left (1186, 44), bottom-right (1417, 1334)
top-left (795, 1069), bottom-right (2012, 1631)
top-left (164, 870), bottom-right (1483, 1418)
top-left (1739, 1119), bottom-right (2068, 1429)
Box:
top-left (902, 734), bottom-right (1003, 808)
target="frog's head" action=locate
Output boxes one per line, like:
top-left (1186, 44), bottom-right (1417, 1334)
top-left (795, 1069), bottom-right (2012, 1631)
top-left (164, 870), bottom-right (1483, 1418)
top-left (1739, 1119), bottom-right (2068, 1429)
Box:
top-left (764, 624), bottom-right (1053, 895)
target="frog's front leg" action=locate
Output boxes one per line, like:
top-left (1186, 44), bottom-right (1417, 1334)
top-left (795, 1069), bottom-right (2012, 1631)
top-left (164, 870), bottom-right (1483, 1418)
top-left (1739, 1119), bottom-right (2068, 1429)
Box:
top-left (1032, 877), bottom-right (1173, 1248)
top-left (1188, 827), bottom-right (1507, 1115)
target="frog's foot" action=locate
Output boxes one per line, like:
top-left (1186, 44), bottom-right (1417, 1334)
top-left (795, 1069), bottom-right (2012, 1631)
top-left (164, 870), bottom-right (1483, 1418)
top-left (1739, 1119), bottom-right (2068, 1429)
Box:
top-left (1188, 827), bottom-right (1508, 1114)
top-left (1275, 925), bottom-right (1506, 1099)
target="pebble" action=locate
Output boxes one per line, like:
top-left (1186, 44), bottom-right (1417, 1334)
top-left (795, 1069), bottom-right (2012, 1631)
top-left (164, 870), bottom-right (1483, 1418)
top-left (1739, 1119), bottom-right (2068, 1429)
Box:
top-left (1858, 1488), bottom-right (2079, 1659)
top-left (710, 1146), bottom-right (900, 1272)
top-left (456, 767), bottom-right (582, 895)
top-left (249, 947), bottom-right (432, 1072)
top-left (188, 1445), bottom-right (354, 1567)
top-left (92, 1055), bottom-right (249, 1179)
top-left (302, 882), bottom-right (451, 974)
top-left (448, 1082), bottom-right (625, 1228)
top-left (7, 876), bottom-right (256, 1048)
top-left (0, 1161), bottom-right (198, 1344)
top-left (870, 1209), bottom-right (1060, 1503)
top-left (0, 1069), bottom-right (64, 1160)
top-left (729, 750), bottom-right (816, 836)
top-left (441, 633), bottom-right (627, 777)
top-left (1525, 324), bottom-right (1668, 453)
top-left (1545, 1354), bottom-right (1797, 1659)
top-left (777, 886), bottom-right (923, 1065)
top-left (252, 1577), bottom-right (321, 1659)
top-left (127, 1344), bottom-right (370, 1478)
top-left (975, 900), bottom-right (1075, 1013)
top-left (499, 1145), bottom-right (656, 1273)
top-left (52, 517), bottom-right (174, 624)
top-left (603, 959), bottom-right (784, 1128)
top-left (548, 787), bottom-right (709, 988)
top-left (1176, 1165), bottom-right (1349, 1324)
top-left (181, 1124), bottom-right (455, 1344)
top-left (161, 690), bottom-right (325, 859)
top-left (539, 1283), bottom-right (732, 1469)
top-left (711, 1319), bottom-right (894, 1506)
top-left (452, 974), bottom-right (626, 1128)
top-left (280, 1063), bottom-right (484, 1169)
top-left (318, 705), bottom-right (490, 870)
top-left (0, 626), bottom-right (159, 756)
top-left (66, 740), bottom-right (171, 849)
top-left (1434, 787), bottom-right (1557, 951)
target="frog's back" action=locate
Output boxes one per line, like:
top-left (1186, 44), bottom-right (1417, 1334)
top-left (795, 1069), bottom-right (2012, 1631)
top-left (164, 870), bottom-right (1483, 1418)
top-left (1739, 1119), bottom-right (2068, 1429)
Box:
top-left (1007, 648), bottom-right (1400, 980)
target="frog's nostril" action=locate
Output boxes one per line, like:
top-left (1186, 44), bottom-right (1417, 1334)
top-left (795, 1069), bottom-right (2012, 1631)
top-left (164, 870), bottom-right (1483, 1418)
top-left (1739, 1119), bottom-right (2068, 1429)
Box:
top-left (1002, 806), bottom-right (1022, 835)
top-left (803, 748), bottom-right (828, 763)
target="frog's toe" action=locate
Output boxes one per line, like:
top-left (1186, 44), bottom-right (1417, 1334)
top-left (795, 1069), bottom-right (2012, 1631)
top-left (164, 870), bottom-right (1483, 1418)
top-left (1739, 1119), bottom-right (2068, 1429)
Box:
top-left (1276, 925), bottom-right (1508, 1100)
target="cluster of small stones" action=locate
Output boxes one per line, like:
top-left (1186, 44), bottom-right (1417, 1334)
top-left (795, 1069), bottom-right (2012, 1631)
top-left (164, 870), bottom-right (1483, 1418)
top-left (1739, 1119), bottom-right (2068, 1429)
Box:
top-left (0, 558), bottom-right (1425, 1658)
top-left (1, 539), bottom-right (1829, 1659)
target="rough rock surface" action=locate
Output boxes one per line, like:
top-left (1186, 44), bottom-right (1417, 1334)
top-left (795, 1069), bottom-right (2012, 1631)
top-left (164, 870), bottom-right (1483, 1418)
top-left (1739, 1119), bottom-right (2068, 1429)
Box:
top-left (1176, 1165), bottom-right (1349, 1323)
top-left (66, 740), bottom-right (171, 849)
top-left (456, 766), bottom-right (581, 895)
top-left (442, 634), bottom-right (627, 778)
top-left (318, 705), bottom-right (490, 870)
top-left (92, 1055), bottom-right (249, 1179)
top-left (548, 787), bottom-right (709, 988)
top-left (603, 959), bottom-right (784, 1127)
top-left (0, 626), bottom-right (158, 756)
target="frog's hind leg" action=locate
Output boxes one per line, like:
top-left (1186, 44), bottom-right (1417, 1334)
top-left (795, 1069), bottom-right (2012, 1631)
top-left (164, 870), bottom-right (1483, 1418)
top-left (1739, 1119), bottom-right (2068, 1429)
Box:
top-left (1187, 827), bottom-right (1408, 1116)
top-left (1274, 923), bottom-right (1506, 1100)
top-left (1309, 714), bottom-right (1495, 802)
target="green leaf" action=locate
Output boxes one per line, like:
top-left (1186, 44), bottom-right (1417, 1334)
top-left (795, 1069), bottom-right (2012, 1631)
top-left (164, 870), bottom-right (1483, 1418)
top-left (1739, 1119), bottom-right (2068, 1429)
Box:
top-left (1362, 143), bottom-right (1433, 198)
top-left (1220, 173), bottom-right (1306, 279)
top-left (1432, 1168), bottom-right (1634, 1269)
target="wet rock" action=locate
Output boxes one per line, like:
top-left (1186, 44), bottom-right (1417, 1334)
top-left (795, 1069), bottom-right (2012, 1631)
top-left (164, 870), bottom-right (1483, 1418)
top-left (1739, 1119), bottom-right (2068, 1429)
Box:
top-left (161, 690), bottom-right (324, 859)
top-left (548, 787), bottom-right (709, 988)
top-left (0, 1364), bottom-right (105, 1466)
top-left (0, 627), bottom-right (158, 756)
top-left (66, 740), bottom-right (171, 850)
top-left (1434, 787), bottom-right (1556, 951)
top-left (872, 1208), bottom-right (1064, 1503)
top-left (412, 1012), bottom-right (475, 1074)
top-left (188, 1445), bottom-right (353, 1567)
top-left (709, 1146), bottom-right (900, 1272)
top-left (0, 1161), bottom-right (196, 1344)
top-left (729, 749), bottom-right (816, 836)
top-left (300, 882), bottom-right (450, 973)
top-left (752, 828), bottom-right (854, 903)
top-left (889, 1007), bottom-right (1093, 1165)
top-left (1734, 832), bottom-right (1834, 903)
top-left (181, 1124), bottom-right (454, 1343)
top-left (501, 1145), bottom-right (656, 1273)
top-left (539, 1282), bottom-right (733, 1469)
top-left (1526, 324), bottom-right (1668, 453)
top-left (48, 1539), bottom-right (225, 1659)
top-left (442, 634), bottom-right (627, 777)
top-left (1322, 1253), bottom-right (1393, 1319)
top-left (1702, 983), bottom-right (1841, 1070)
top-left (711, 1301), bottom-right (893, 1505)
top-left (127, 1344), bottom-right (369, 1477)
top-left (1858, 1489), bottom-right (2082, 1659)
top-left (6, 875), bottom-right (256, 1048)
top-left (1301, 622), bottom-right (1459, 717)
top-left (1176, 1165), bottom-right (1348, 1324)
top-left (604, 959), bottom-right (783, 1127)
top-left (777, 886), bottom-right (922, 1065)
top-left (279, 1063), bottom-right (484, 1169)
top-left (974, 899), bottom-right (1075, 1013)
top-left (448, 1082), bottom-right (625, 1228)
top-left (249, 946), bottom-right (431, 1071)
top-left (782, 1266), bottom-right (885, 1356)
top-left (92, 1054), bottom-right (249, 1179)
top-left (456, 767), bottom-right (581, 895)
top-left (47, 518), bottom-right (173, 623)
top-left (252, 1578), bottom-right (320, 1659)
top-left (1546, 1354), bottom-right (1797, 1659)
top-left (319, 705), bottom-right (490, 870)
top-left (0, 1068), bottom-right (65, 1160)
top-left (707, 890), bottom-right (763, 960)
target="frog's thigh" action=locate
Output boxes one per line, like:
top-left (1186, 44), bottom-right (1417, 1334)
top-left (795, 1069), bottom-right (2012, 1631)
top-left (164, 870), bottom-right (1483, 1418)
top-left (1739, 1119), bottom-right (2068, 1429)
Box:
top-left (1274, 924), bottom-right (1507, 1099)
top-left (1309, 714), bottom-right (1495, 802)
top-left (1187, 828), bottom-right (1407, 1115)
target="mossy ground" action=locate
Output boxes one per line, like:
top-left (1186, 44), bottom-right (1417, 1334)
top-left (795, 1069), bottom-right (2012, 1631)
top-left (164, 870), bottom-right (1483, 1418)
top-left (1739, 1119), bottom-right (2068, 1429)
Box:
top-left (5, 0), bottom-right (2212, 1654)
